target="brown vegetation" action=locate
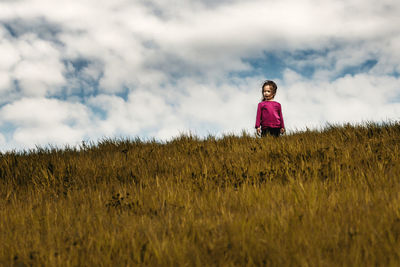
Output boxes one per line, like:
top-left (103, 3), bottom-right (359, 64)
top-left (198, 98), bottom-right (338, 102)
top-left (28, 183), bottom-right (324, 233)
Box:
top-left (1, 122), bottom-right (400, 266)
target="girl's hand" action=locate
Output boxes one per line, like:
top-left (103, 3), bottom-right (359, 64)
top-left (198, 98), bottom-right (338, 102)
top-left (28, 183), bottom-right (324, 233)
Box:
top-left (256, 127), bottom-right (261, 135)
top-left (280, 128), bottom-right (285, 134)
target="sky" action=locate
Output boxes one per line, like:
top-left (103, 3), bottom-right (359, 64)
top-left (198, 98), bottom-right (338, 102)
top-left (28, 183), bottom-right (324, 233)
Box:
top-left (0, 0), bottom-right (399, 151)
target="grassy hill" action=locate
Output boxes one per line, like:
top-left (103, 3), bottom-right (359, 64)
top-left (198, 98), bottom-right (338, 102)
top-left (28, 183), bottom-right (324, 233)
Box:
top-left (1, 122), bottom-right (400, 266)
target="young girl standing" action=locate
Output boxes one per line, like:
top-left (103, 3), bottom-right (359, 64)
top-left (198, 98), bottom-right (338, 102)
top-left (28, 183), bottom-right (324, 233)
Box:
top-left (255, 80), bottom-right (285, 137)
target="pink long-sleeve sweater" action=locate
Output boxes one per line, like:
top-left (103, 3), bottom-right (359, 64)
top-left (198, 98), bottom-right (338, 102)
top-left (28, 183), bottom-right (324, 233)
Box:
top-left (255, 101), bottom-right (285, 129)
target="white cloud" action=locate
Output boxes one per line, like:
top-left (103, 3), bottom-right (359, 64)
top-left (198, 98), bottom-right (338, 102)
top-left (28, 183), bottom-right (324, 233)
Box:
top-left (0, 98), bottom-right (92, 149)
top-left (0, 71), bottom-right (12, 93)
top-left (281, 71), bottom-right (400, 129)
top-left (0, 34), bottom-right (19, 69)
top-left (1, 31), bottom-right (66, 97)
top-left (87, 90), bottom-right (185, 139)
top-left (0, 133), bottom-right (5, 146)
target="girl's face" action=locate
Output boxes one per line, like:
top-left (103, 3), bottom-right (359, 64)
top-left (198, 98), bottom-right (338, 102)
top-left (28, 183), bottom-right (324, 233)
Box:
top-left (263, 85), bottom-right (275, 100)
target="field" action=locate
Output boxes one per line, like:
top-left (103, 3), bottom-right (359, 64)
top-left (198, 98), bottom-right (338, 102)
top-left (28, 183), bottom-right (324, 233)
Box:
top-left (1, 122), bottom-right (400, 266)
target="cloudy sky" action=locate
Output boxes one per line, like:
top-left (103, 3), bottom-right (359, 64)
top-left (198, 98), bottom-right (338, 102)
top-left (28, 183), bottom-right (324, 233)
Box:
top-left (0, 0), bottom-right (399, 151)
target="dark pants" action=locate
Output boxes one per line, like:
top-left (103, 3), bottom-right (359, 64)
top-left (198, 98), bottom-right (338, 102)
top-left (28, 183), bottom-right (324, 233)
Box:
top-left (261, 127), bottom-right (281, 137)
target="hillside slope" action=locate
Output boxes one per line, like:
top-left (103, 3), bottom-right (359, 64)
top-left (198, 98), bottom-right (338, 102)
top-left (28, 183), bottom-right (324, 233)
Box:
top-left (1, 122), bottom-right (400, 266)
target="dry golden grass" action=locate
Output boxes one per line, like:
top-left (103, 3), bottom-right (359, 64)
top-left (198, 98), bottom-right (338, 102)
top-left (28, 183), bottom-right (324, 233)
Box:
top-left (1, 122), bottom-right (400, 266)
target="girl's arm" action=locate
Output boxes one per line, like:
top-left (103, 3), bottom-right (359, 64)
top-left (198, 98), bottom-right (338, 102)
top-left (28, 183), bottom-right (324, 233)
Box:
top-left (279, 105), bottom-right (285, 133)
top-left (255, 103), bottom-right (262, 129)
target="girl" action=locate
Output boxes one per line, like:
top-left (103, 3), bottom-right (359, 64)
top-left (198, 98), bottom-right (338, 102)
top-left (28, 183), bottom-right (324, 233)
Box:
top-left (255, 80), bottom-right (285, 137)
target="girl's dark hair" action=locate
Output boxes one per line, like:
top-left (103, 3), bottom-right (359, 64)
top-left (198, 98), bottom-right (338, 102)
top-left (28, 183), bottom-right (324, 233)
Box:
top-left (261, 80), bottom-right (277, 100)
